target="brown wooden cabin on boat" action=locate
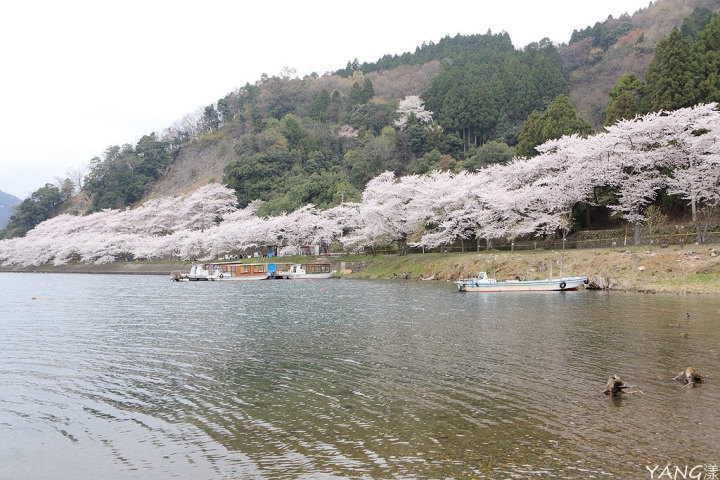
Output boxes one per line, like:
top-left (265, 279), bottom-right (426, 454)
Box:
top-left (218, 263), bottom-right (266, 276)
top-left (202, 262), bottom-right (270, 280)
top-left (270, 261), bottom-right (333, 279)
top-left (301, 262), bottom-right (333, 274)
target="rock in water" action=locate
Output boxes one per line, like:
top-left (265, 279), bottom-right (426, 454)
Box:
top-left (587, 276), bottom-right (611, 290)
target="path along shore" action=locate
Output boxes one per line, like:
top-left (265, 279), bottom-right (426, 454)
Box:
top-left (1, 246), bottom-right (718, 295)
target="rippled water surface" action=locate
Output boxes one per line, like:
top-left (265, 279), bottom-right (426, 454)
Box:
top-left (0, 273), bottom-right (718, 479)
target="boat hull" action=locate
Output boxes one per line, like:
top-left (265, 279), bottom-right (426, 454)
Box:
top-left (456, 277), bottom-right (587, 292)
top-left (208, 274), bottom-right (269, 281)
top-left (283, 272), bottom-right (335, 279)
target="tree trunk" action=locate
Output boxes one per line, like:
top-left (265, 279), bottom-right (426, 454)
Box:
top-left (397, 236), bottom-right (407, 256)
top-left (543, 233), bottom-right (555, 250)
top-left (701, 208), bottom-right (714, 243)
top-left (692, 198), bottom-right (701, 243)
top-left (460, 238), bottom-right (465, 253)
top-left (585, 204), bottom-right (591, 228)
top-left (634, 222), bottom-right (642, 246)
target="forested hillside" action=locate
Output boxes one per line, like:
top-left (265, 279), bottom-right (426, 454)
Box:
top-left (0, 183), bottom-right (73, 239)
top-left (54, 29), bottom-right (568, 222)
top-left (3, 0), bottom-right (720, 242)
top-left (565, 0), bottom-right (720, 127)
top-left (0, 191), bottom-right (20, 229)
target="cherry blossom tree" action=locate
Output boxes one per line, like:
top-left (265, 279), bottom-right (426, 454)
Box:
top-left (342, 172), bottom-right (430, 255)
top-left (664, 104), bottom-right (720, 242)
top-left (600, 104), bottom-right (720, 244)
top-left (336, 124), bottom-right (360, 153)
top-left (393, 95), bottom-right (434, 130)
top-left (337, 124), bottom-right (359, 139)
top-left (411, 171), bottom-right (483, 251)
top-left (174, 183), bottom-right (238, 231)
top-left (517, 134), bottom-right (607, 246)
top-left (669, 152), bottom-right (720, 243)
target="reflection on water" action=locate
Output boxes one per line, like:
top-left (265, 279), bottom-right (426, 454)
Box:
top-left (0, 273), bottom-right (718, 478)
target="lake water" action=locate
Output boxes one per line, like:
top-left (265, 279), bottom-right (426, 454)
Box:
top-left (0, 273), bottom-right (718, 479)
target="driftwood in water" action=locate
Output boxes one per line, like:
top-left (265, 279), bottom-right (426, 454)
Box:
top-left (673, 367), bottom-right (705, 386)
top-left (604, 374), bottom-right (632, 395)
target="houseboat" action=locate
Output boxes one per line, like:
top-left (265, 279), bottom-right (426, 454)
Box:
top-left (171, 262), bottom-right (270, 281)
top-left (271, 262), bottom-right (335, 279)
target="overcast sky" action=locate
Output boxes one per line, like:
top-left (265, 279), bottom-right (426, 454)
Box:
top-left (0, 0), bottom-right (653, 199)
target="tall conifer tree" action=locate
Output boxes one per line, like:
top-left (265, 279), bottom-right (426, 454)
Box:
top-left (642, 29), bottom-right (695, 113)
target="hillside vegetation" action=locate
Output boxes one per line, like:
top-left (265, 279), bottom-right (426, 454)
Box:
top-left (2, 0), bottom-right (720, 243)
top-left (0, 190), bottom-right (20, 229)
top-left (566, 0), bottom-right (720, 127)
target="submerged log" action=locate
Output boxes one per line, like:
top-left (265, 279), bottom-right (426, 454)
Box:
top-left (604, 374), bottom-right (631, 395)
top-left (673, 367), bottom-right (705, 386)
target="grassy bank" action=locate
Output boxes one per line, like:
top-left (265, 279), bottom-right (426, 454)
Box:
top-left (340, 246), bottom-right (720, 295)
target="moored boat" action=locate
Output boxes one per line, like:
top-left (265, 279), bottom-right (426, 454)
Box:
top-left (274, 262), bottom-right (335, 279)
top-left (171, 262), bottom-right (270, 281)
top-left (455, 271), bottom-right (587, 292)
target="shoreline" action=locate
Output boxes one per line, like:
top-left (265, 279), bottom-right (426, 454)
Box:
top-left (344, 246), bottom-right (720, 296)
top-left (1, 246), bottom-right (718, 295)
top-left (0, 262), bottom-right (189, 276)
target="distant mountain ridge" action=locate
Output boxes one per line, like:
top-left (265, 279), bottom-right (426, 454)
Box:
top-left (342, 0), bottom-right (720, 129)
top-left (0, 190), bottom-right (21, 229)
top-left (564, 0), bottom-right (720, 127)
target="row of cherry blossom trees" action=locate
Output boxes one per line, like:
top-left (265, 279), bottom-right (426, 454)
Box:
top-left (1, 105), bottom-right (718, 266)
top-left (0, 182), bottom-right (353, 266)
top-left (343, 103), bottom-right (720, 251)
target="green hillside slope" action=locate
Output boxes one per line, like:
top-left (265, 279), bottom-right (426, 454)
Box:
top-left (0, 190), bottom-right (21, 229)
top-left (566, 0), bottom-right (720, 127)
